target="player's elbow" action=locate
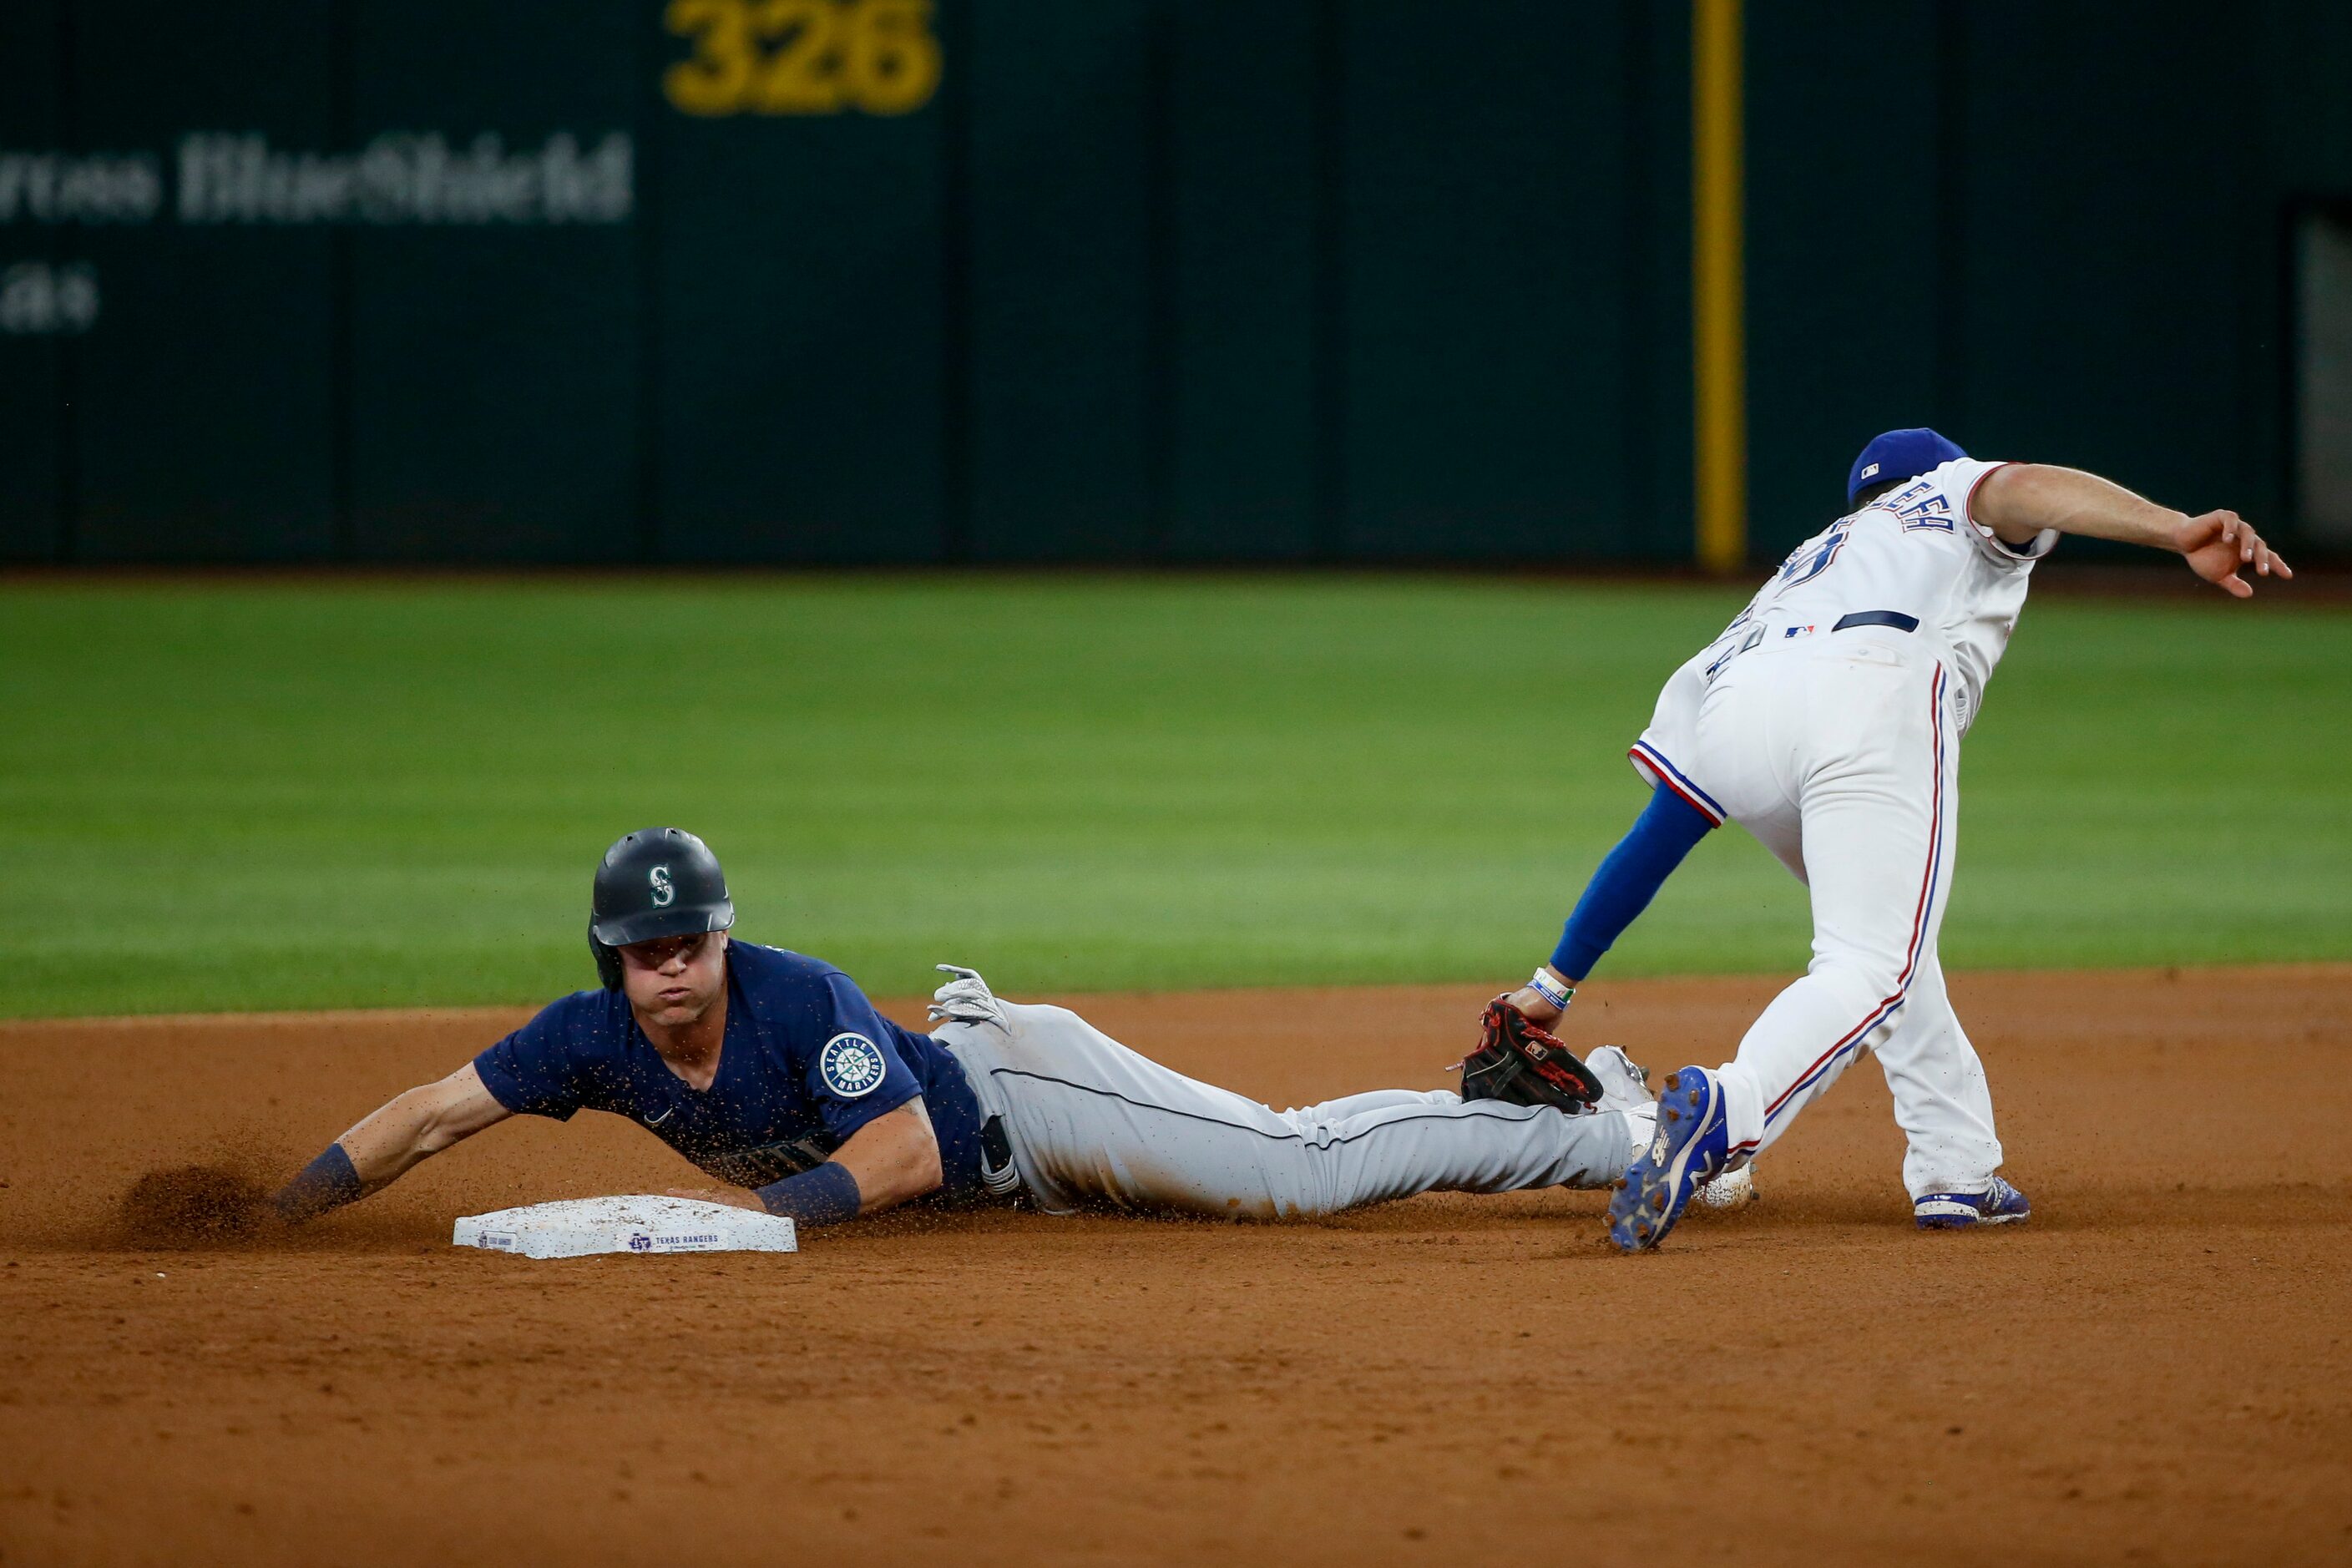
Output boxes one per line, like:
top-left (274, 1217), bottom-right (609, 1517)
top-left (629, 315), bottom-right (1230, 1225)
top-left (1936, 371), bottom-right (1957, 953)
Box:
top-left (1970, 462), bottom-right (2031, 528)
top-left (871, 1123), bottom-right (945, 1211)
top-left (412, 1117), bottom-right (463, 1159)
top-left (406, 1088), bottom-right (473, 1159)
top-left (1975, 462), bottom-right (2066, 541)
top-left (895, 1130), bottom-right (945, 1203)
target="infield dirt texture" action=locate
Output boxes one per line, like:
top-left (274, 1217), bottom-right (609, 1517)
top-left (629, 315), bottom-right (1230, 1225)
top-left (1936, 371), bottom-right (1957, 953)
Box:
top-left (4, 970), bottom-right (2350, 1565)
top-left (3, 575), bottom-right (2349, 1563)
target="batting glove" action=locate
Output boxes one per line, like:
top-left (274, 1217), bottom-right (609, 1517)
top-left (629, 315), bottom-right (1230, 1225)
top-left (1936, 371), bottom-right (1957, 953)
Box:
top-left (928, 964), bottom-right (1009, 1031)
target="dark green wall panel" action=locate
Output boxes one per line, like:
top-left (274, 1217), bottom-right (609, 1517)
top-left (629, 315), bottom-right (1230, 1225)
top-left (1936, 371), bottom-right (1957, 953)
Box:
top-left (964, 0), bottom-right (1153, 560)
top-left (64, 0), bottom-right (336, 561)
top-left (1336, 1), bottom-right (1638, 561)
top-left (11, 0), bottom-right (2351, 564)
top-left (654, 18), bottom-right (946, 564)
top-left (1951, 7), bottom-right (2253, 515)
top-left (1741, 2), bottom-right (2344, 557)
top-left (2266, 2), bottom-right (2352, 193)
top-left (1743, 0), bottom-right (1943, 559)
top-left (1621, 0), bottom-right (1691, 564)
top-left (2267, 0), bottom-right (2352, 531)
top-left (1161, 0), bottom-right (1317, 561)
top-left (0, 0), bottom-right (64, 561)
top-left (346, 1), bottom-right (641, 563)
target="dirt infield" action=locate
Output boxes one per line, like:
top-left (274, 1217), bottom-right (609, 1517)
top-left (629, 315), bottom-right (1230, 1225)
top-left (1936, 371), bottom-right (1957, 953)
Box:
top-left (3, 969), bottom-right (2349, 1566)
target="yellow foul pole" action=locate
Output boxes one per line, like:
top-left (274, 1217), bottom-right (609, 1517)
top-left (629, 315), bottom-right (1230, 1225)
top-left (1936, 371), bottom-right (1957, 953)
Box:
top-left (1692, 0), bottom-right (1747, 574)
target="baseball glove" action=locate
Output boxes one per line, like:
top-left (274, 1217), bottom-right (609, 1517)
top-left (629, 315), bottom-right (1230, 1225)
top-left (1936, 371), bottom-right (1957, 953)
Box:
top-left (1457, 995), bottom-right (1605, 1110)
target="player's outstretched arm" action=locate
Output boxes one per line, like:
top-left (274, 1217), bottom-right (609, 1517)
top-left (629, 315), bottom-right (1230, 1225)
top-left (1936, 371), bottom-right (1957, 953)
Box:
top-left (1504, 784), bottom-right (1719, 1024)
top-left (273, 1064), bottom-right (513, 1222)
top-left (1974, 463), bottom-right (2292, 598)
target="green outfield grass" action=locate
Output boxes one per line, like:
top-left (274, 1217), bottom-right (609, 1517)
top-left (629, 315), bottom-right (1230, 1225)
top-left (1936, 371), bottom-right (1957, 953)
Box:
top-left (2, 574), bottom-right (2346, 1018)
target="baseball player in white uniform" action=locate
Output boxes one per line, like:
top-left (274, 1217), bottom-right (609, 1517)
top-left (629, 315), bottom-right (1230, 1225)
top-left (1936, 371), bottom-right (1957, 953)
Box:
top-left (1469, 429), bottom-right (2292, 1252)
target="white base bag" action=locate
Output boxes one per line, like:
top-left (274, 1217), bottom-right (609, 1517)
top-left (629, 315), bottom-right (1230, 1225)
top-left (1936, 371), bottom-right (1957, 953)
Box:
top-left (452, 1195), bottom-right (797, 1259)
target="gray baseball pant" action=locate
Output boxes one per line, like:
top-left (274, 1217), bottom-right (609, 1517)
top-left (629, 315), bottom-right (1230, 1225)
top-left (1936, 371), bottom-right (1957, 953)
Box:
top-left (937, 1001), bottom-right (1641, 1220)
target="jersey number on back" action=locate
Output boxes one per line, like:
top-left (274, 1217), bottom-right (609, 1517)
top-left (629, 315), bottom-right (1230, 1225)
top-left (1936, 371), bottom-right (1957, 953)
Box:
top-left (1777, 518), bottom-right (1854, 587)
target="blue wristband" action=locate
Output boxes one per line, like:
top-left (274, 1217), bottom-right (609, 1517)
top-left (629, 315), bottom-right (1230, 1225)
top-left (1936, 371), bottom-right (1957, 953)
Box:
top-left (274, 1143), bottom-right (363, 1222)
top-left (756, 1161), bottom-right (862, 1228)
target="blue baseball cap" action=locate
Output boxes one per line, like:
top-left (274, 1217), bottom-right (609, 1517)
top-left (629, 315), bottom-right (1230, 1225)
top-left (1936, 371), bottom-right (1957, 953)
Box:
top-left (1848, 427), bottom-right (1967, 504)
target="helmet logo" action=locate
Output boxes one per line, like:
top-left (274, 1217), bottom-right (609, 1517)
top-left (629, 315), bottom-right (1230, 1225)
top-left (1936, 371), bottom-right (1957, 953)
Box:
top-left (650, 865), bottom-right (675, 908)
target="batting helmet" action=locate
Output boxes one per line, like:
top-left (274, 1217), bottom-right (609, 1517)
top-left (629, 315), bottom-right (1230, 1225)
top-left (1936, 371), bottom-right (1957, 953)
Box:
top-left (587, 827), bottom-right (736, 990)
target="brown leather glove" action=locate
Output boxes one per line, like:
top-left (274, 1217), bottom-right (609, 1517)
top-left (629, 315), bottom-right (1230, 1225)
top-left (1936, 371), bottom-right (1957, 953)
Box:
top-left (1456, 995), bottom-right (1604, 1110)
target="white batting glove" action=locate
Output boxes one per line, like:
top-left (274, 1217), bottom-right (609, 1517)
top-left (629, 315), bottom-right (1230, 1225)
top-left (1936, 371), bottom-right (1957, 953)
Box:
top-left (928, 964), bottom-right (1008, 1030)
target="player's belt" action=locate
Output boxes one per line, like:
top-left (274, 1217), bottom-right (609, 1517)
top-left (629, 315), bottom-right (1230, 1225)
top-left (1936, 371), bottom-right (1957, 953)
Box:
top-left (1833, 609), bottom-right (1920, 634)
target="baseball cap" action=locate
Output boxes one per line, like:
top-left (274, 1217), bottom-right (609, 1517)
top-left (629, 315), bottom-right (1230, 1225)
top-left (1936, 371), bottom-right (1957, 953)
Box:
top-left (1847, 427), bottom-right (1967, 504)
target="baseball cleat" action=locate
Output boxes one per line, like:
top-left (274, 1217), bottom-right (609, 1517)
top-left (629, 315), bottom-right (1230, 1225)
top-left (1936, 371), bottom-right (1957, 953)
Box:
top-left (1606, 1065), bottom-right (1728, 1253)
top-left (1913, 1176), bottom-right (2030, 1230)
top-left (1582, 1044), bottom-right (1651, 1115)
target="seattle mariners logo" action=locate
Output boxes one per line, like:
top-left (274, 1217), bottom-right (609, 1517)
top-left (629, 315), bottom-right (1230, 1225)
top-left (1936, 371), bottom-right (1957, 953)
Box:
top-left (649, 865), bottom-right (675, 907)
top-left (819, 1033), bottom-right (886, 1098)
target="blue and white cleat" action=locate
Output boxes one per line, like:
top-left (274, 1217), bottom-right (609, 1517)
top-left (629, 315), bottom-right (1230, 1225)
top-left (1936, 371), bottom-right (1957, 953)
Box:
top-left (1606, 1065), bottom-right (1729, 1253)
top-left (1913, 1176), bottom-right (2031, 1230)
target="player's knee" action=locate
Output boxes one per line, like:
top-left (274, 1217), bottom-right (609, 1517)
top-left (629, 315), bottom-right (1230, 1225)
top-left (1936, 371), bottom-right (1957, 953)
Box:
top-left (1808, 950), bottom-right (1909, 1010)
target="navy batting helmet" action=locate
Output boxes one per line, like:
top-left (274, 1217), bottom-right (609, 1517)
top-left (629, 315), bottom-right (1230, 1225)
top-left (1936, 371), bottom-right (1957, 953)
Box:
top-left (587, 827), bottom-right (736, 990)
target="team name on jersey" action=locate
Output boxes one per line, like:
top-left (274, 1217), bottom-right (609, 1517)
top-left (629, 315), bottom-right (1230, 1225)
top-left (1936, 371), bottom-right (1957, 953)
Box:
top-left (1866, 478), bottom-right (1957, 532)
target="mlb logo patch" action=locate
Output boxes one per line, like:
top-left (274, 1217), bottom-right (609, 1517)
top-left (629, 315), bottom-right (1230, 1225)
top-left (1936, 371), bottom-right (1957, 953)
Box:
top-left (1859, 462), bottom-right (1879, 479)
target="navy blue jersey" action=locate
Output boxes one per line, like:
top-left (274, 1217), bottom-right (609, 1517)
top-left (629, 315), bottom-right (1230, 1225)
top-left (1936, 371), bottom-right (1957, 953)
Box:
top-left (473, 942), bottom-right (989, 1201)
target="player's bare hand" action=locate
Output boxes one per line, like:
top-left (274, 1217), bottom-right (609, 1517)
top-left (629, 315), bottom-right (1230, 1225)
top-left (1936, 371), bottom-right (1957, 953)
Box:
top-left (665, 1186), bottom-right (764, 1211)
top-left (1505, 984), bottom-right (1564, 1024)
top-left (2177, 509), bottom-right (2292, 597)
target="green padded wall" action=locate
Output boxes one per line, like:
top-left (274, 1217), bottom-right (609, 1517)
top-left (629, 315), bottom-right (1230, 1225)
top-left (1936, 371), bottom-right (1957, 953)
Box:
top-left (653, 0), bottom-right (948, 564)
top-left (963, 0), bottom-right (1154, 560)
top-left (1161, 0), bottom-right (1318, 561)
top-left (63, 0), bottom-right (337, 561)
top-left (3, 0), bottom-right (2347, 565)
top-left (0, 0), bottom-right (65, 560)
top-left (345, 1), bottom-right (643, 563)
top-left (1336, 1), bottom-right (1646, 562)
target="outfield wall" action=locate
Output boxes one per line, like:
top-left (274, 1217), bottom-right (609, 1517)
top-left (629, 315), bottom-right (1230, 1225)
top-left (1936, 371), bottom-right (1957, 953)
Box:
top-left (3, 1), bottom-right (2348, 567)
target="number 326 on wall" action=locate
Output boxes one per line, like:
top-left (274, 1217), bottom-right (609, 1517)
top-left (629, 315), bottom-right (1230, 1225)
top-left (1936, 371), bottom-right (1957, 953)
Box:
top-left (665, 0), bottom-right (941, 117)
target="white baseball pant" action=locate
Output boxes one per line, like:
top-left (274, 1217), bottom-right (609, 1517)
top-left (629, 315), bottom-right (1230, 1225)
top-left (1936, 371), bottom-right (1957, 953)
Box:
top-left (1684, 625), bottom-right (2004, 1197)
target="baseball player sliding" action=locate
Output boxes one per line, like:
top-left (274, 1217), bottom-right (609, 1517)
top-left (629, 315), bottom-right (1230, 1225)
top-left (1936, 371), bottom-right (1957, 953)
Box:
top-left (269, 828), bottom-right (1725, 1233)
top-left (1454, 430), bottom-right (2292, 1252)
